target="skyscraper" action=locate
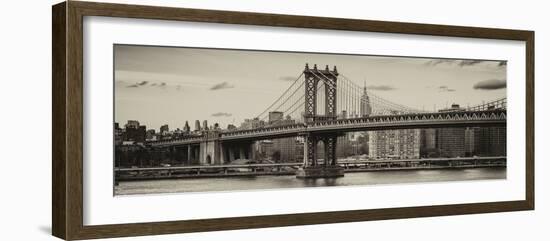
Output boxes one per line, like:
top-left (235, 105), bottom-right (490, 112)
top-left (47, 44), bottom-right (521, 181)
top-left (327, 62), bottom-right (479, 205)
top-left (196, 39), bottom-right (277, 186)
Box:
top-left (183, 121), bottom-right (190, 133)
top-left (360, 81), bottom-right (373, 117)
top-left (194, 120), bottom-right (201, 131)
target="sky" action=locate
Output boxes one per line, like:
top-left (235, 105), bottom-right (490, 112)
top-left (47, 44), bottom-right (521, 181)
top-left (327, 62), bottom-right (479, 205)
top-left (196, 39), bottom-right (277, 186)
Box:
top-left (114, 45), bottom-right (507, 131)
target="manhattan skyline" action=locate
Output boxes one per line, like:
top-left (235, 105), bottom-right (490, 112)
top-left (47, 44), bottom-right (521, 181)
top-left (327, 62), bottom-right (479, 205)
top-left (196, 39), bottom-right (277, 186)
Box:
top-left (115, 44), bottom-right (506, 130)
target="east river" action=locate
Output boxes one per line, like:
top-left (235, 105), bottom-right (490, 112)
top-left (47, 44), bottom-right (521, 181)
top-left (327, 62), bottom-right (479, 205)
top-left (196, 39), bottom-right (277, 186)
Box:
top-left (115, 167), bottom-right (506, 195)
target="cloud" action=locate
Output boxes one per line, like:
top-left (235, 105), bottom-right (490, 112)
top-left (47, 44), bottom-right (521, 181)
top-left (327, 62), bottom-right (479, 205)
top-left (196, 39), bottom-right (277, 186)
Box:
top-left (425, 59), bottom-right (486, 67)
top-left (211, 112), bottom-right (232, 117)
top-left (473, 79), bottom-right (507, 90)
top-left (126, 81), bottom-right (149, 88)
top-left (279, 76), bottom-right (297, 81)
top-left (457, 60), bottom-right (483, 67)
top-left (438, 85), bottom-right (456, 92)
top-left (367, 85), bottom-right (396, 91)
top-left (210, 82), bottom-right (234, 90)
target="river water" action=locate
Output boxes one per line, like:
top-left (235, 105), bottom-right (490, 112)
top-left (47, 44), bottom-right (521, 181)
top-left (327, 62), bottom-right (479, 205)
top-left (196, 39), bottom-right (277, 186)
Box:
top-left (115, 167), bottom-right (506, 195)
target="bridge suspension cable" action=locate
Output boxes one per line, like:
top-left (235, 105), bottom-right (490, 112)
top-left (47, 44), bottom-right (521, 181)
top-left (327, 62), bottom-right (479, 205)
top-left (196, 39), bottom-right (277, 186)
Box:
top-left (255, 72), bottom-right (304, 120)
top-left (466, 97), bottom-right (507, 111)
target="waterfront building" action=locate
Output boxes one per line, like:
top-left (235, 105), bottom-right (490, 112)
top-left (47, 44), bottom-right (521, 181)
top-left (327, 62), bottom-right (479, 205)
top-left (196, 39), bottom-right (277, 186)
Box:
top-left (437, 128), bottom-right (466, 157)
top-left (420, 128), bottom-right (437, 149)
top-left (465, 127), bottom-right (475, 156)
top-left (368, 129), bottom-right (420, 159)
top-left (267, 113), bottom-right (297, 162)
top-left (473, 127), bottom-right (507, 156)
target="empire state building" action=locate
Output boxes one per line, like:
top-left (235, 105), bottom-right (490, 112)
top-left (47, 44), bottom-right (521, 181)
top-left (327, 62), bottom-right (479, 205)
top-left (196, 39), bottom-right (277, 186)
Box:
top-left (360, 82), bottom-right (372, 117)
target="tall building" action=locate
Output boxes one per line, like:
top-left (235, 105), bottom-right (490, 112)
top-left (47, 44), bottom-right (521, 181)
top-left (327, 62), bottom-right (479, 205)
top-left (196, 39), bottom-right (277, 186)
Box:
top-left (268, 111), bottom-right (284, 124)
top-left (160, 124), bottom-right (169, 134)
top-left (368, 129), bottom-right (420, 159)
top-left (473, 127), bottom-right (506, 156)
top-left (145, 129), bottom-right (156, 141)
top-left (360, 82), bottom-right (372, 117)
top-left (419, 128), bottom-right (437, 157)
top-left (202, 120), bottom-right (208, 130)
top-left (114, 123), bottom-right (123, 145)
top-left (465, 127), bottom-right (475, 156)
top-left (437, 128), bottom-right (466, 157)
top-left (124, 120), bottom-right (140, 129)
top-left (274, 137), bottom-right (297, 162)
top-left (267, 113), bottom-right (297, 162)
top-left (183, 121), bottom-right (190, 133)
top-left (194, 120), bottom-right (201, 131)
top-left (420, 129), bottom-right (437, 149)
top-left (123, 120), bottom-right (146, 143)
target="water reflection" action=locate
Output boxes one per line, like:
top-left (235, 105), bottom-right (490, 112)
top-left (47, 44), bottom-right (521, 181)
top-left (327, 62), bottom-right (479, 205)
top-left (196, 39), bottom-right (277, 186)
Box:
top-left (115, 167), bottom-right (506, 195)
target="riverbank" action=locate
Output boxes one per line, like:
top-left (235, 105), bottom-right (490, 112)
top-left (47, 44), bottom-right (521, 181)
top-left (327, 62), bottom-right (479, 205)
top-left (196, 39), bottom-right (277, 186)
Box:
top-left (116, 161), bottom-right (505, 182)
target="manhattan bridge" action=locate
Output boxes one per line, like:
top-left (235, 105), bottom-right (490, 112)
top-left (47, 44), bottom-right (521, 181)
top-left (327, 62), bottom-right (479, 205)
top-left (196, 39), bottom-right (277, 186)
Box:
top-left (146, 64), bottom-right (507, 178)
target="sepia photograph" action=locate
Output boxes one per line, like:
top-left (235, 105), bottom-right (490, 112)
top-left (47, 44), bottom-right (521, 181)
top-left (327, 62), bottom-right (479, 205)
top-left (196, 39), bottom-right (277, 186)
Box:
top-left (113, 45), bottom-right (507, 195)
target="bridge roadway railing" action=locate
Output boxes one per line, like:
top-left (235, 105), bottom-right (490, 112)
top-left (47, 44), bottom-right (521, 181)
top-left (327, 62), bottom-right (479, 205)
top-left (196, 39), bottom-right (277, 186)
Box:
top-left (148, 135), bottom-right (204, 147)
top-left (307, 109), bottom-right (506, 132)
top-left (219, 110), bottom-right (506, 140)
top-left (148, 110), bottom-right (506, 145)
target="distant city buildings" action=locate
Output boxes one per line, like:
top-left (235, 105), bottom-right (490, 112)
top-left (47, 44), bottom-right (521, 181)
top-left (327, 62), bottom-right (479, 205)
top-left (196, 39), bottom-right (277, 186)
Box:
top-left (114, 98), bottom-right (506, 167)
top-left (122, 120), bottom-right (146, 143)
top-left (240, 118), bottom-right (265, 129)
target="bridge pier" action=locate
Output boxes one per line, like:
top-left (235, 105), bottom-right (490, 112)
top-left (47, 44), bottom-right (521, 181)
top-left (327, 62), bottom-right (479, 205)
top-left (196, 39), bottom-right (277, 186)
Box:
top-left (297, 133), bottom-right (344, 178)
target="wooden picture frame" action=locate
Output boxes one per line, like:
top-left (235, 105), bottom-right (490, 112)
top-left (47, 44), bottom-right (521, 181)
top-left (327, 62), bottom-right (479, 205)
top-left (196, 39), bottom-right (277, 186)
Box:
top-left (52, 1), bottom-right (534, 240)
